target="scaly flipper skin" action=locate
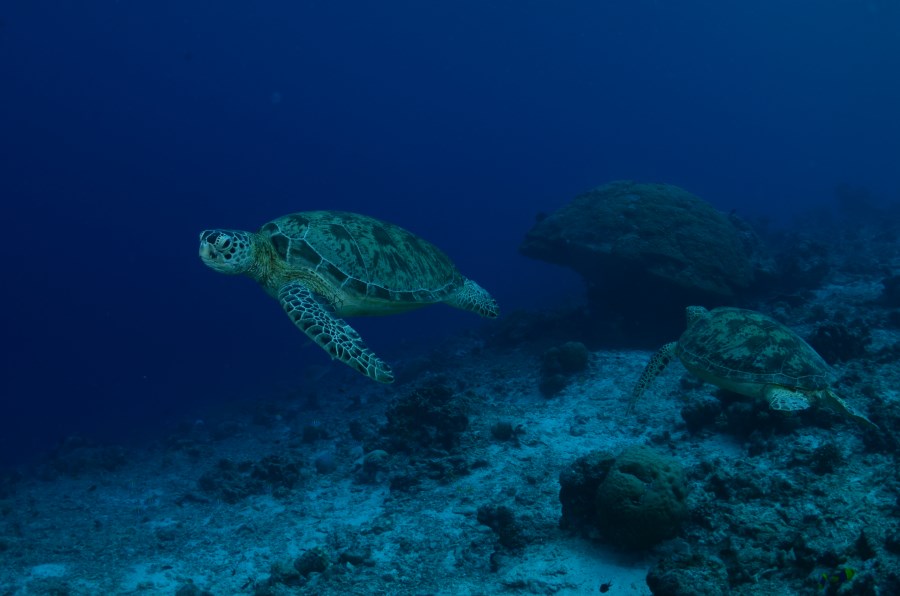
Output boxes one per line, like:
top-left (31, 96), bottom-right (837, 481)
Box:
top-left (447, 278), bottom-right (499, 318)
top-left (766, 386), bottom-right (879, 430)
top-left (822, 390), bottom-right (879, 430)
top-left (628, 342), bottom-right (677, 414)
top-left (765, 386), bottom-right (812, 412)
top-left (279, 282), bottom-right (394, 383)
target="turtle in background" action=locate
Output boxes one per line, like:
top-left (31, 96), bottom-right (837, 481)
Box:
top-left (199, 211), bottom-right (498, 382)
top-left (629, 306), bottom-right (877, 429)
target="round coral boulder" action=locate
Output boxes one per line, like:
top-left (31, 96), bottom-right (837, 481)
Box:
top-left (595, 444), bottom-right (688, 549)
top-left (559, 444), bottom-right (688, 550)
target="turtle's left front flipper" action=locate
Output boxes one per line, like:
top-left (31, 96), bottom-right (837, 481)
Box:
top-left (279, 282), bottom-right (394, 383)
top-left (628, 342), bottom-right (677, 414)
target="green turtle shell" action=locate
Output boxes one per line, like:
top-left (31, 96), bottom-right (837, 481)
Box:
top-left (675, 307), bottom-right (832, 391)
top-left (259, 211), bottom-right (463, 303)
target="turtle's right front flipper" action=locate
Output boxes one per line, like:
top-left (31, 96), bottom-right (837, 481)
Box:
top-left (628, 342), bottom-right (677, 414)
top-left (278, 282), bottom-right (394, 383)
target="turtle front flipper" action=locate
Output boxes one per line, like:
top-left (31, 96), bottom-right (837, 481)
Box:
top-left (279, 282), bottom-right (394, 383)
top-left (628, 342), bottom-right (677, 414)
top-left (765, 386), bottom-right (812, 413)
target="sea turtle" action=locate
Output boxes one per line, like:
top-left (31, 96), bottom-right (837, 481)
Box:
top-left (629, 306), bottom-right (877, 429)
top-left (199, 211), bottom-right (498, 383)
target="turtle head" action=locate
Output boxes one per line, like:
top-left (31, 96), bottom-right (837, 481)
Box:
top-left (685, 306), bottom-right (709, 327)
top-left (199, 229), bottom-right (256, 274)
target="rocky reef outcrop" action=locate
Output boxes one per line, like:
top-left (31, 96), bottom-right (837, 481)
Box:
top-left (521, 181), bottom-right (768, 343)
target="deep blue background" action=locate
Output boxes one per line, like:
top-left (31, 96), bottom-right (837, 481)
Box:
top-left (2, 1), bottom-right (898, 466)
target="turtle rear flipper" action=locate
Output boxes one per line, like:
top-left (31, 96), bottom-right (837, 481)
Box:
top-left (279, 282), bottom-right (394, 383)
top-left (628, 342), bottom-right (677, 414)
top-left (822, 390), bottom-right (879, 430)
top-left (446, 278), bottom-right (499, 318)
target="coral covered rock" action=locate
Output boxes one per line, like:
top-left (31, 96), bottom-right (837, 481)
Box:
top-left (378, 383), bottom-right (469, 453)
top-left (646, 554), bottom-right (729, 595)
top-left (521, 182), bottom-right (757, 338)
top-left (539, 341), bottom-right (589, 397)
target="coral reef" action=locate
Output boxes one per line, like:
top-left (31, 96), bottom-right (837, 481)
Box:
top-left (294, 547), bottom-right (330, 577)
top-left (477, 504), bottom-right (528, 552)
top-left (539, 341), bottom-right (589, 397)
top-left (881, 275), bottom-right (900, 308)
top-left (680, 395), bottom-right (723, 433)
top-left (3, 188), bottom-right (900, 595)
top-left (198, 455), bottom-right (302, 503)
top-left (771, 234), bottom-right (832, 291)
top-left (377, 383), bottom-right (470, 453)
top-left (807, 320), bottom-right (872, 364)
top-left (646, 554), bottom-right (730, 596)
top-left (42, 436), bottom-right (127, 479)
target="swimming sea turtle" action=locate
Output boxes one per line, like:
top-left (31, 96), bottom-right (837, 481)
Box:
top-left (199, 211), bottom-right (498, 382)
top-left (629, 306), bottom-right (877, 429)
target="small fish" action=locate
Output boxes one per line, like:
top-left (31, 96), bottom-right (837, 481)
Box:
top-left (817, 567), bottom-right (855, 589)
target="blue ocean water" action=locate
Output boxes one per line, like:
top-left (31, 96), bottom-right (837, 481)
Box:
top-left (2, 0), bottom-right (898, 468)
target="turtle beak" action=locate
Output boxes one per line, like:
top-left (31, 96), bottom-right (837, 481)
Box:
top-left (198, 229), bottom-right (251, 274)
top-left (199, 230), bottom-right (224, 260)
top-left (199, 231), bottom-right (224, 267)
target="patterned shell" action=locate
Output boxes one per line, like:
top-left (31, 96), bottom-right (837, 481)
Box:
top-left (259, 211), bottom-right (463, 302)
top-left (675, 307), bottom-right (832, 390)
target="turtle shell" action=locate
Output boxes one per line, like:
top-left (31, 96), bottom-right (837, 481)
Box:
top-left (675, 307), bottom-right (832, 391)
top-left (259, 211), bottom-right (463, 303)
